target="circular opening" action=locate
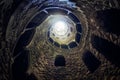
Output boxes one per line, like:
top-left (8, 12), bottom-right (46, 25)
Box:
top-left (52, 21), bottom-right (68, 36)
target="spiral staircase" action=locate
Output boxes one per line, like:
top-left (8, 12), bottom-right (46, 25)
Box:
top-left (0, 0), bottom-right (120, 80)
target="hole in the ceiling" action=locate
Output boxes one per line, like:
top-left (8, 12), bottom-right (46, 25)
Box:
top-left (45, 8), bottom-right (82, 49)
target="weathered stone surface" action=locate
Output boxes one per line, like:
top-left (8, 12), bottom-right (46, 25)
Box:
top-left (0, 0), bottom-right (120, 80)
